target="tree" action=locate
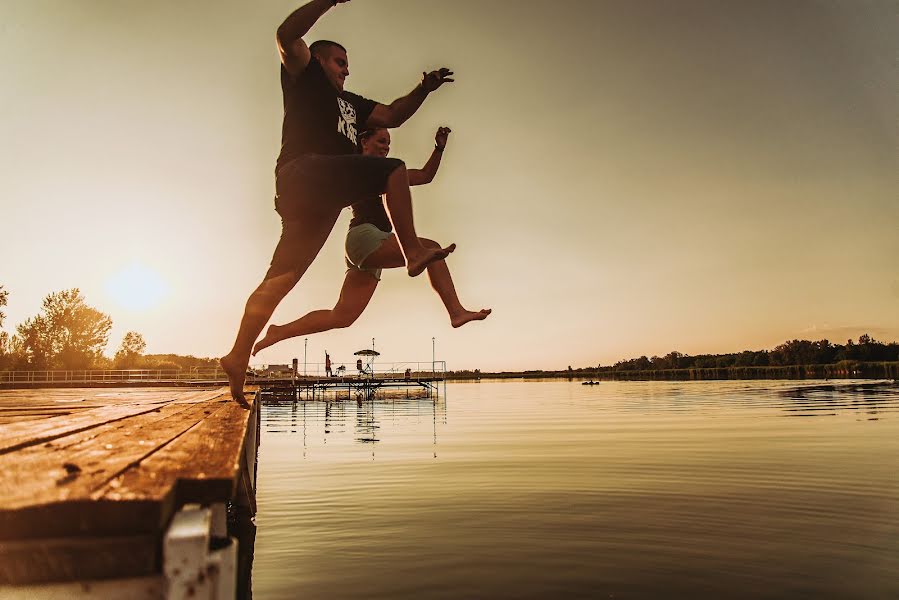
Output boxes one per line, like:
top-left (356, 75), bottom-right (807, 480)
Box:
top-left (663, 351), bottom-right (685, 370)
top-left (15, 289), bottom-right (112, 370)
top-left (0, 285), bottom-right (8, 368)
top-left (771, 339), bottom-right (820, 365)
top-left (634, 355), bottom-right (651, 370)
top-left (114, 331), bottom-right (147, 369)
top-left (0, 285), bottom-right (7, 328)
top-left (752, 351), bottom-right (770, 367)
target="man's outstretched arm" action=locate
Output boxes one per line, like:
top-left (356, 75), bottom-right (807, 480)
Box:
top-left (367, 68), bottom-right (454, 129)
top-left (277, 0), bottom-right (349, 76)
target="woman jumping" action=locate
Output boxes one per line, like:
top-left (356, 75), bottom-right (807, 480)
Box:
top-left (252, 126), bottom-right (491, 356)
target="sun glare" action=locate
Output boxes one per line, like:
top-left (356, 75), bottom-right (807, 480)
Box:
top-left (104, 263), bottom-right (169, 312)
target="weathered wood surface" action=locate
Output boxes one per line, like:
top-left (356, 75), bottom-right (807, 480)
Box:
top-left (0, 535), bottom-right (157, 585)
top-left (0, 388), bottom-right (224, 454)
top-left (94, 395), bottom-right (257, 507)
top-left (0, 386), bottom-right (257, 584)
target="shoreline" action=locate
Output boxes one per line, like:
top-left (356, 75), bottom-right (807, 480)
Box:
top-left (447, 361), bottom-right (899, 382)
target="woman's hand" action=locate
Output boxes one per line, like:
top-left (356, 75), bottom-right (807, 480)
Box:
top-left (435, 126), bottom-right (452, 150)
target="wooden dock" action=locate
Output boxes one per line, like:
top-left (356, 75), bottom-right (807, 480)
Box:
top-left (0, 363), bottom-right (448, 390)
top-left (265, 375), bottom-right (445, 400)
top-left (0, 386), bottom-right (259, 598)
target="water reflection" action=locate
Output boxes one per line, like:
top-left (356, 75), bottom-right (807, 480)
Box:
top-left (253, 380), bottom-right (899, 599)
top-left (228, 504), bottom-right (256, 600)
top-left (776, 381), bottom-right (899, 419)
top-left (578, 379), bottom-right (899, 419)
top-left (261, 391), bottom-right (446, 453)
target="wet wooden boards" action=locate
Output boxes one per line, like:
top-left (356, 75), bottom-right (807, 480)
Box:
top-left (0, 386), bottom-right (258, 584)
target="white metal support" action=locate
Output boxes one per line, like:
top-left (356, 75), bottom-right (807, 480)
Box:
top-left (210, 502), bottom-right (228, 539)
top-left (0, 503), bottom-right (239, 600)
top-left (164, 504), bottom-right (237, 600)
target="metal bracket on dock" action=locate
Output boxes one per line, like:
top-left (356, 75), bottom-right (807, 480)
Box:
top-left (164, 503), bottom-right (237, 600)
top-left (0, 503), bottom-right (240, 600)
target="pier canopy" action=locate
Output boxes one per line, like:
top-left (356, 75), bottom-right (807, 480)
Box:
top-left (353, 349), bottom-right (380, 356)
top-left (353, 349), bottom-right (380, 374)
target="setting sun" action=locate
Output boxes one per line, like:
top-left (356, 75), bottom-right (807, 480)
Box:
top-left (104, 262), bottom-right (169, 312)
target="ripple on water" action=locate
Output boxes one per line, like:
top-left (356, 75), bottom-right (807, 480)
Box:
top-left (253, 380), bottom-right (899, 599)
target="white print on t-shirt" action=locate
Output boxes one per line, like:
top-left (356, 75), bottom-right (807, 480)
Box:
top-left (336, 97), bottom-right (358, 145)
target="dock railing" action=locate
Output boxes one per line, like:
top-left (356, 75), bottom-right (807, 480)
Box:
top-left (295, 361), bottom-right (446, 380)
top-left (0, 361), bottom-right (447, 385)
top-left (0, 368), bottom-right (226, 384)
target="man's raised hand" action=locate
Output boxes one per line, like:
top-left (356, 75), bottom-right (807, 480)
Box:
top-left (422, 68), bottom-right (454, 93)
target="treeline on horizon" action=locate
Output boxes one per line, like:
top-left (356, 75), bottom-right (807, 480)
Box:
top-left (446, 335), bottom-right (899, 380)
top-left (602, 335), bottom-right (898, 371)
top-left (0, 285), bottom-right (216, 372)
top-left (2, 285), bottom-right (897, 378)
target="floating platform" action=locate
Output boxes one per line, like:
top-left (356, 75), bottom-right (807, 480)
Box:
top-left (0, 365), bottom-right (447, 394)
top-left (0, 386), bottom-right (260, 598)
top-left (264, 375), bottom-right (445, 401)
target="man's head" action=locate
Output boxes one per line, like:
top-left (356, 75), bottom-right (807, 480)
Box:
top-left (310, 40), bottom-right (349, 91)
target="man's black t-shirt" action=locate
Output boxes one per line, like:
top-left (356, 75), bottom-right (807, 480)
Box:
top-left (349, 195), bottom-right (392, 233)
top-left (276, 58), bottom-right (378, 171)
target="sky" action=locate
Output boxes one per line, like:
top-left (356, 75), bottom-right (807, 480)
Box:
top-left (1, 0), bottom-right (897, 372)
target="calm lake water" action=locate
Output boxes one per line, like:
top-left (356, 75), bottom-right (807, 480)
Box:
top-left (251, 380), bottom-right (899, 599)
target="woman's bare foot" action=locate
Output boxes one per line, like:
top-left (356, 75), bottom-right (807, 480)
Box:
top-left (450, 308), bottom-right (492, 328)
top-left (220, 353), bottom-right (251, 409)
top-left (408, 243), bottom-right (456, 277)
top-left (252, 324), bottom-right (287, 356)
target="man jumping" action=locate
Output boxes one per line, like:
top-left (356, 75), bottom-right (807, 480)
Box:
top-left (221, 0), bottom-right (455, 406)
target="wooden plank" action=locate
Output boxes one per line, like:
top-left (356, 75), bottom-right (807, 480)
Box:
top-left (0, 388), bottom-right (223, 417)
top-left (0, 415), bottom-right (57, 425)
top-left (0, 408), bottom-right (77, 415)
top-left (0, 388), bottom-right (227, 455)
top-left (0, 388), bottom-right (181, 408)
top-left (0, 534), bottom-right (157, 584)
top-left (0, 575), bottom-right (163, 598)
top-left (96, 391), bottom-right (258, 507)
top-left (0, 386), bottom-right (259, 584)
top-left (0, 381), bottom-right (230, 390)
top-left (0, 387), bottom-right (226, 409)
top-left (0, 394), bottom-right (230, 539)
top-left (0, 499), bottom-right (167, 544)
top-left (0, 404), bottom-right (162, 455)
top-left (0, 397), bottom-right (219, 508)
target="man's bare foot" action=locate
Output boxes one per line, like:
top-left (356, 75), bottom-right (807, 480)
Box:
top-left (450, 308), bottom-right (492, 328)
top-left (252, 324), bottom-right (287, 356)
top-left (408, 243), bottom-right (456, 277)
top-left (220, 353), bottom-right (251, 409)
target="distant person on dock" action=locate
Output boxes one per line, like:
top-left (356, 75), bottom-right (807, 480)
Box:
top-left (251, 126), bottom-right (491, 357)
top-left (221, 0), bottom-right (457, 406)
top-left (325, 351), bottom-right (332, 377)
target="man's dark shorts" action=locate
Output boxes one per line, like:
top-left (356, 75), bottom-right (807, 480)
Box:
top-left (266, 153), bottom-right (404, 279)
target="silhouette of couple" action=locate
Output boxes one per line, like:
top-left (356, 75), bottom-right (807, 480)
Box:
top-left (221, 0), bottom-right (490, 406)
